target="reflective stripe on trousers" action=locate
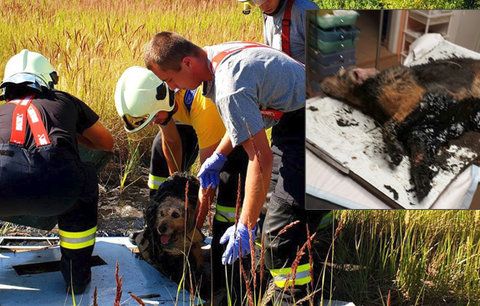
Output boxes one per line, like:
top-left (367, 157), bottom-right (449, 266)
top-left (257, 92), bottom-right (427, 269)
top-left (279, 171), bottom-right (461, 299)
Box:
top-left (214, 204), bottom-right (239, 223)
top-left (269, 262), bottom-right (312, 288)
top-left (148, 174), bottom-right (167, 190)
top-left (59, 226), bottom-right (97, 250)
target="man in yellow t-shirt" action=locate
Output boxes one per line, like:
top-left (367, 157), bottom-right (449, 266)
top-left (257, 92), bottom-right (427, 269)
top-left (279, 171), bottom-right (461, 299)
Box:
top-left (148, 87), bottom-right (226, 193)
top-left (115, 66), bottom-right (248, 301)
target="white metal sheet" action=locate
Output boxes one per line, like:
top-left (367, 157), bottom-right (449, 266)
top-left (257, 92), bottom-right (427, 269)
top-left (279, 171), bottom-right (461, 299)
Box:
top-left (0, 239), bottom-right (200, 305)
top-left (306, 97), bottom-right (476, 208)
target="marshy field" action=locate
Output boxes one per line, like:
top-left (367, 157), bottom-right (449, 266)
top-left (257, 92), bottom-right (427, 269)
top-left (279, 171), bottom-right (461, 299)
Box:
top-left (1, 1), bottom-right (480, 305)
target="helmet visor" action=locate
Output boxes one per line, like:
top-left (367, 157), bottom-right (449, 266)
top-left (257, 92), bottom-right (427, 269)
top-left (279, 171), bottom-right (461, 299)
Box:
top-left (122, 113), bottom-right (149, 132)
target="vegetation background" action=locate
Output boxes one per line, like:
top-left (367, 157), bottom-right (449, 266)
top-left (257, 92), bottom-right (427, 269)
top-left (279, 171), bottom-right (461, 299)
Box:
top-left (1, 1), bottom-right (480, 305)
top-left (0, 0), bottom-right (264, 175)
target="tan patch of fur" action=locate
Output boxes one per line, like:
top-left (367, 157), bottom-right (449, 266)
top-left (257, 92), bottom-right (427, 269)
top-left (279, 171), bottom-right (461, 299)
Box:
top-left (471, 73), bottom-right (480, 98)
top-left (377, 68), bottom-right (426, 122)
top-left (450, 88), bottom-right (471, 101)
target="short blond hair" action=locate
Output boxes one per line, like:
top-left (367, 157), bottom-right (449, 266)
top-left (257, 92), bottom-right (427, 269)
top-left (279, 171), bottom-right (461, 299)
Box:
top-left (144, 32), bottom-right (203, 71)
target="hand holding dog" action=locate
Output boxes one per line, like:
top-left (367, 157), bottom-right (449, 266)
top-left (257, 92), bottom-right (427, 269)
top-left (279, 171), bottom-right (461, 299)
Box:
top-left (220, 222), bottom-right (257, 265)
top-left (197, 152), bottom-right (227, 188)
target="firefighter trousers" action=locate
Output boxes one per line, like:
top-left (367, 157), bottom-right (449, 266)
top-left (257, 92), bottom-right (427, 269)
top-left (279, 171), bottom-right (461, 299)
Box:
top-left (262, 108), bottom-right (333, 304)
top-left (0, 144), bottom-right (98, 293)
top-left (148, 124), bottom-right (199, 196)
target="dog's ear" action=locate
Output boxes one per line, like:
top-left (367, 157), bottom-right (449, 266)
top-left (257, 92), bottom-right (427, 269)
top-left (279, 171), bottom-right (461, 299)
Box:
top-left (185, 205), bottom-right (197, 231)
top-left (144, 200), bottom-right (158, 231)
top-left (184, 174), bottom-right (200, 210)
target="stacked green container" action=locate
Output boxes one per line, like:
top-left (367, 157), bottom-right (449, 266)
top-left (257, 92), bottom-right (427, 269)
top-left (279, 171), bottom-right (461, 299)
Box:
top-left (308, 10), bottom-right (359, 81)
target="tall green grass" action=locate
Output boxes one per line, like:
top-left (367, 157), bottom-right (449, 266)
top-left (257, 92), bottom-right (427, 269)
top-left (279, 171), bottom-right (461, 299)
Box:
top-left (335, 210), bottom-right (480, 305)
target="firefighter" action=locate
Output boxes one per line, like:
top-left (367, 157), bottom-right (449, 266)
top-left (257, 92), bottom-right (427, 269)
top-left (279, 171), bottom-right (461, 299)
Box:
top-left (0, 50), bottom-right (113, 294)
top-left (256, 1), bottom-right (335, 299)
top-left (114, 66), bottom-right (248, 302)
top-left (239, 0), bottom-right (318, 64)
top-left (143, 32), bottom-right (325, 304)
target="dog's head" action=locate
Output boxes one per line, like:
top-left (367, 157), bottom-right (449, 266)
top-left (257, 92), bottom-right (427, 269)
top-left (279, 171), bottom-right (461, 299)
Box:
top-left (320, 67), bottom-right (379, 108)
top-left (145, 172), bottom-right (201, 251)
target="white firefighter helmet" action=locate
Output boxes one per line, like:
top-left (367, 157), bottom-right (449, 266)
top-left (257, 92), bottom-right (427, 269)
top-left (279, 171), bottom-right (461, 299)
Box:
top-left (1, 49), bottom-right (58, 91)
top-left (115, 66), bottom-right (174, 133)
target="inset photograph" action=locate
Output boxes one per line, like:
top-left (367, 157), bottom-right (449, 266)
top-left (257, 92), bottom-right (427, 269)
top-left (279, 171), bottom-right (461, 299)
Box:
top-left (306, 10), bottom-right (480, 209)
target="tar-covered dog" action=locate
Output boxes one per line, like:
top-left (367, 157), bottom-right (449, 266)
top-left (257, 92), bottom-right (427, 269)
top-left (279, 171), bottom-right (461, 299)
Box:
top-left (320, 58), bottom-right (480, 200)
top-left (132, 172), bottom-right (204, 282)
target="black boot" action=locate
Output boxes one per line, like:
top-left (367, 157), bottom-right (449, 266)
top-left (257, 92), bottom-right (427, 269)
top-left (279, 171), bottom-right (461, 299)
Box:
top-left (61, 255), bottom-right (92, 294)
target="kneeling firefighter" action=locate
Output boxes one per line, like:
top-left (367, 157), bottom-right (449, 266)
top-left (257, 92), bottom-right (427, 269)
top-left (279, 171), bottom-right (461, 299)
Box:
top-left (115, 67), bottom-right (249, 303)
top-left (0, 50), bottom-right (114, 294)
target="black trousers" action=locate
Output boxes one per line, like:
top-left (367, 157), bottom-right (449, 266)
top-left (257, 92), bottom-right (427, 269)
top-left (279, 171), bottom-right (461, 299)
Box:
top-left (149, 124), bottom-right (199, 196)
top-left (0, 144), bottom-right (98, 290)
top-left (262, 108), bottom-right (332, 303)
top-left (211, 146), bottom-right (248, 300)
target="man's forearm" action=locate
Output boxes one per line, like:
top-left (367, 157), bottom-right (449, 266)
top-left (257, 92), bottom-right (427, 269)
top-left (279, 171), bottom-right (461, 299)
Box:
top-left (160, 124), bottom-right (182, 174)
top-left (239, 157), bottom-right (272, 228)
top-left (215, 132), bottom-right (234, 157)
top-left (239, 129), bottom-right (273, 229)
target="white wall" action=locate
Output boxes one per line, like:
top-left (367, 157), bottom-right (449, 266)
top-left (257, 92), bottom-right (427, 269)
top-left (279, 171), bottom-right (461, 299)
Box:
top-left (448, 10), bottom-right (480, 52)
top-left (387, 10), bottom-right (480, 54)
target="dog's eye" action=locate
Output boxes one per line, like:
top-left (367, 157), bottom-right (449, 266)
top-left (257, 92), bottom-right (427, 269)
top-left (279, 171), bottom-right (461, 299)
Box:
top-left (171, 211), bottom-right (180, 218)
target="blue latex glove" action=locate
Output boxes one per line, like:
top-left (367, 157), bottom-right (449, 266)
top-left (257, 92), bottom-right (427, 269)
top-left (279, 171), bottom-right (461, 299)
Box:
top-left (220, 222), bottom-right (257, 265)
top-left (197, 152), bottom-right (227, 188)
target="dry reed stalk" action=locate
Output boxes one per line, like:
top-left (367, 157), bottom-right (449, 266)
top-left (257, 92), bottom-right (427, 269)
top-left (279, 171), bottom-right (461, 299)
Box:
top-left (261, 280), bottom-right (276, 305)
top-left (295, 289), bottom-right (321, 305)
top-left (277, 220), bottom-right (300, 237)
top-left (249, 227), bottom-right (257, 291)
top-left (306, 224), bottom-right (314, 292)
top-left (93, 286), bottom-right (98, 306)
top-left (239, 241), bottom-right (254, 306)
top-left (234, 173), bottom-right (242, 228)
top-left (288, 233), bottom-right (317, 293)
top-left (334, 213), bottom-right (345, 239)
top-left (205, 189), bottom-right (214, 304)
top-left (129, 292), bottom-right (146, 306)
top-left (259, 236), bottom-right (266, 298)
top-left (183, 181), bottom-right (195, 302)
top-left (114, 262), bottom-right (123, 306)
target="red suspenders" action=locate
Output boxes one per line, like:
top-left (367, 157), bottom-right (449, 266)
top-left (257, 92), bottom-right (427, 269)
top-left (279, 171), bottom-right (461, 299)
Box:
top-left (281, 0), bottom-right (294, 56)
top-left (9, 96), bottom-right (51, 147)
top-left (211, 42), bottom-right (266, 72)
top-left (211, 43), bottom-right (284, 121)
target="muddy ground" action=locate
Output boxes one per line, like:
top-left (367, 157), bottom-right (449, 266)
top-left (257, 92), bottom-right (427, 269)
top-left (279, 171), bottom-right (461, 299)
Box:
top-left (0, 164), bottom-right (151, 238)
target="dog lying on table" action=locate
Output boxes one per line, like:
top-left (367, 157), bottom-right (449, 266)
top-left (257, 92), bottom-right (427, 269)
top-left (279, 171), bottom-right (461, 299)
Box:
top-left (320, 58), bottom-right (480, 201)
top-left (131, 172), bottom-right (204, 282)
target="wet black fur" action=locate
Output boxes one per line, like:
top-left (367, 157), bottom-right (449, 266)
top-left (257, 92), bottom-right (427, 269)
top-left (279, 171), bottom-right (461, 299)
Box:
top-left (354, 58), bottom-right (479, 125)
top-left (380, 59), bottom-right (480, 200)
top-left (334, 58), bottom-right (480, 201)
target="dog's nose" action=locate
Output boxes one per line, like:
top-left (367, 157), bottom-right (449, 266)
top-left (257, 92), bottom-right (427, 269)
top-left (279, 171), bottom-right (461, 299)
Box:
top-left (158, 224), bottom-right (167, 234)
